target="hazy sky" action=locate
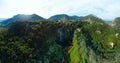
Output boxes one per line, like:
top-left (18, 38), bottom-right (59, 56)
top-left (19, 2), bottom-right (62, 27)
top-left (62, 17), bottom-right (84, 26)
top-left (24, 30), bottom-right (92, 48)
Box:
top-left (0, 0), bottom-right (120, 20)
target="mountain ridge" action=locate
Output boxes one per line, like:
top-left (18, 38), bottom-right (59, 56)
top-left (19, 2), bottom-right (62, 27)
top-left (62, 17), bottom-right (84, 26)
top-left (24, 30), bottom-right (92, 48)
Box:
top-left (48, 14), bottom-right (82, 20)
top-left (1, 14), bottom-right (45, 25)
top-left (1, 14), bottom-right (119, 25)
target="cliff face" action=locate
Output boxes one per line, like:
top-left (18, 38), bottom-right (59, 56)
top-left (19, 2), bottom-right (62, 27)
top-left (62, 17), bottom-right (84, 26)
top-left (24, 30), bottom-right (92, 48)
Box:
top-left (2, 21), bottom-right (75, 63)
top-left (0, 20), bottom-right (120, 63)
top-left (68, 28), bottom-right (119, 63)
top-left (69, 29), bottom-right (97, 63)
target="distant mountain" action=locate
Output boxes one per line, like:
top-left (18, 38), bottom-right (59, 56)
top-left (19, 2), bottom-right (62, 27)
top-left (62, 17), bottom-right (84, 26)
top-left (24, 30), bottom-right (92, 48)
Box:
top-left (81, 14), bottom-right (105, 23)
top-left (1, 14), bottom-right (45, 25)
top-left (0, 18), bottom-right (7, 22)
top-left (48, 14), bottom-right (82, 21)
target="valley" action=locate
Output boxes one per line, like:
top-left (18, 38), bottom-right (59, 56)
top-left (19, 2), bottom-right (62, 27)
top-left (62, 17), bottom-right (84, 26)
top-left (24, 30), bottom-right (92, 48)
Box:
top-left (0, 14), bottom-right (120, 63)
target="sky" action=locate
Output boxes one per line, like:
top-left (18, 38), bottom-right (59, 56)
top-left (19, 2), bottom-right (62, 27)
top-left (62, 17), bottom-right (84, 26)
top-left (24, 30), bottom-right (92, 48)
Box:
top-left (0, 0), bottom-right (120, 20)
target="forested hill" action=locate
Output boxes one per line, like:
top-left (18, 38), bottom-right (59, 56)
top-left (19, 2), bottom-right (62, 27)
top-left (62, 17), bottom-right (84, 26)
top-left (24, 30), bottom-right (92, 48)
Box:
top-left (0, 15), bottom-right (120, 63)
top-left (0, 14), bottom-right (82, 25)
top-left (113, 17), bottom-right (120, 40)
top-left (1, 14), bottom-right (45, 25)
top-left (48, 14), bottom-right (81, 20)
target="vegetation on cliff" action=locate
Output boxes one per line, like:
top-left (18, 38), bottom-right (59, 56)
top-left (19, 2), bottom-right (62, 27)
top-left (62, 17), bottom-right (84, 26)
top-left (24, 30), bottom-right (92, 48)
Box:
top-left (0, 15), bottom-right (120, 63)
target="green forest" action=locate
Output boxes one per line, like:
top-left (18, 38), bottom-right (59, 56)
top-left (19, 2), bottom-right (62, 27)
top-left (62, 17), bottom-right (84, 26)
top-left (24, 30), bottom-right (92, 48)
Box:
top-left (0, 15), bottom-right (120, 63)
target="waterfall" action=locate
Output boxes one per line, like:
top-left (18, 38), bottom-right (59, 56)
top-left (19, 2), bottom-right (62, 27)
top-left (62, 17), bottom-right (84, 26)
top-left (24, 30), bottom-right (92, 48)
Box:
top-left (62, 47), bottom-right (65, 63)
top-left (58, 28), bottom-right (65, 63)
top-left (58, 28), bottom-right (64, 43)
top-left (62, 56), bottom-right (65, 63)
